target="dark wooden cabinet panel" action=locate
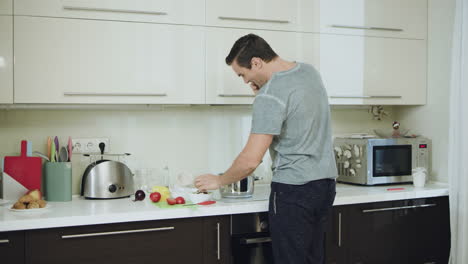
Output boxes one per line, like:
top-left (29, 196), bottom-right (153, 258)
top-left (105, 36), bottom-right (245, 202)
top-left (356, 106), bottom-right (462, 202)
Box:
top-left (325, 196), bottom-right (450, 264)
top-left (203, 215), bottom-right (231, 264)
top-left (0, 231), bottom-right (25, 264)
top-left (25, 218), bottom-right (204, 264)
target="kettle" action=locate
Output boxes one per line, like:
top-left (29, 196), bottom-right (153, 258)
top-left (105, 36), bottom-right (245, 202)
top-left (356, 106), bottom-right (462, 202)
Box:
top-left (220, 174), bottom-right (257, 198)
top-left (80, 143), bottom-right (134, 199)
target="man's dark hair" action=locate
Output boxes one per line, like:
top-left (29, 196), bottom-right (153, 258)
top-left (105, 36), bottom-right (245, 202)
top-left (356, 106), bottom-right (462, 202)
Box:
top-left (225, 34), bottom-right (278, 69)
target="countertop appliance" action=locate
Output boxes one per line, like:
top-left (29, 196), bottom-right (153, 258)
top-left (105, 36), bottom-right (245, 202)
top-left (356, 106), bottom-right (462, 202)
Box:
top-left (80, 152), bottom-right (134, 199)
top-left (334, 137), bottom-right (430, 185)
top-left (220, 174), bottom-right (256, 198)
top-left (231, 213), bottom-right (273, 264)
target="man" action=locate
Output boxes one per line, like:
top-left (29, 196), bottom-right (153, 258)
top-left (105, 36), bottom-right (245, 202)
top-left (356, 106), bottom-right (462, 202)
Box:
top-left (195, 33), bottom-right (337, 264)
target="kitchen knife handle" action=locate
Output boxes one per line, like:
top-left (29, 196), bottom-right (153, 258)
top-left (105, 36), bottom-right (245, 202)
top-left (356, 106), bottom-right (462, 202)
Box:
top-left (61, 227), bottom-right (175, 239)
top-left (216, 222), bottom-right (221, 260)
top-left (63, 5), bottom-right (168, 16)
top-left (362, 204), bottom-right (437, 213)
top-left (64, 92), bottom-right (167, 97)
top-left (331, 24), bottom-right (403, 32)
top-left (218, 16), bottom-right (289, 24)
top-left (0, 239), bottom-right (9, 244)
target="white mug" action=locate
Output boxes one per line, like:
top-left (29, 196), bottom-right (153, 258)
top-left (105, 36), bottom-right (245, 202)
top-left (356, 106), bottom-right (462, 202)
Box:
top-left (412, 167), bottom-right (427, 188)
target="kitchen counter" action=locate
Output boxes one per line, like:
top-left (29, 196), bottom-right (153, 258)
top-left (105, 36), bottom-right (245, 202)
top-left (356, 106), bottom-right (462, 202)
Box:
top-left (0, 182), bottom-right (448, 232)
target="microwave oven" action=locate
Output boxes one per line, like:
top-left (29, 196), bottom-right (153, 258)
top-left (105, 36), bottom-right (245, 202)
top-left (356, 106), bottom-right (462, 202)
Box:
top-left (333, 137), bottom-right (430, 185)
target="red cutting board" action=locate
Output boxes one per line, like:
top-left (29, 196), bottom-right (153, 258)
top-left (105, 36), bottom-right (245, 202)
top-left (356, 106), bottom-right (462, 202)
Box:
top-left (4, 140), bottom-right (42, 191)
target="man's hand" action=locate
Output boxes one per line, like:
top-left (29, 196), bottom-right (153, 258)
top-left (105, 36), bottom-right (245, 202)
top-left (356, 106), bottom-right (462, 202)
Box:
top-left (194, 174), bottom-right (222, 191)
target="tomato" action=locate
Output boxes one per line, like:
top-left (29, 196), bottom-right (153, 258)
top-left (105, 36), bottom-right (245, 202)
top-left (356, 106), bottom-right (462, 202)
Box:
top-left (175, 196), bottom-right (185, 204)
top-left (150, 192), bottom-right (161, 202)
top-left (166, 198), bottom-right (177, 205)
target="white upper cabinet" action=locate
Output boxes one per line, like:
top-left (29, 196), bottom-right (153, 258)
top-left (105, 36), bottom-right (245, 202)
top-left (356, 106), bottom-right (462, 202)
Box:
top-left (0, 0), bottom-right (12, 14)
top-left (206, 0), bottom-right (320, 32)
top-left (320, 34), bottom-right (427, 105)
top-left (319, 0), bottom-right (427, 39)
top-left (206, 28), bottom-right (319, 104)
top-left (0, 15), bottom-right (13, 103)
top-left (14, 0), bottom-right (205, 25)
top-left (14, 16), bottom-right (205, 104)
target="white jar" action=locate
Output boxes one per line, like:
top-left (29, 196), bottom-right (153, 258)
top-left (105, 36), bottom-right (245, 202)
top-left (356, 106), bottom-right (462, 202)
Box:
top-left (412, 167), bottom-right (427, 188)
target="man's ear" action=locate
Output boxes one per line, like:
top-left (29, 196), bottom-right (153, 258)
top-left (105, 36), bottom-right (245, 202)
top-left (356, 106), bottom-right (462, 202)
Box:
top-left (251, 57), bottom-right (263, 69)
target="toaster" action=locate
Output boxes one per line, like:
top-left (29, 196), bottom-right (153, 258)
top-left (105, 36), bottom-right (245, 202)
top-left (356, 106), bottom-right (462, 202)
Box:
top-left (80, 160), bottom-right (134, 199)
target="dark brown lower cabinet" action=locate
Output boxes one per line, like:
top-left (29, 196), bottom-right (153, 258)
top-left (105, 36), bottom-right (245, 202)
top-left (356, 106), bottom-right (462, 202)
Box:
top-left (325, 196), bottom-right (450, 264)
top-left (203, 215), bottom-right (231, 264)
top-left (26, 218), bottom-right (206, 264)
top-left (0, 231), bottom-right (25, 264)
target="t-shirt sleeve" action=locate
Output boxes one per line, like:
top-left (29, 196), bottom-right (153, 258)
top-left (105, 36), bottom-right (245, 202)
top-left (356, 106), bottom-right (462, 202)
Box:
top-left (251, 94), bottom-right (287, 135)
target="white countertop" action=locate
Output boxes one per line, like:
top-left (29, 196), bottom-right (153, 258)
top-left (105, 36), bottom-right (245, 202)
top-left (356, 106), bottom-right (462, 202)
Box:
top-left (0, 182), bottom-right (448, 232)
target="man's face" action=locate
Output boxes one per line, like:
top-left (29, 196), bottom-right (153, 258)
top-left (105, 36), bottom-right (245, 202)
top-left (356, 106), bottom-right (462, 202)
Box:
top-left (231, 58), bottom-right (267, 94)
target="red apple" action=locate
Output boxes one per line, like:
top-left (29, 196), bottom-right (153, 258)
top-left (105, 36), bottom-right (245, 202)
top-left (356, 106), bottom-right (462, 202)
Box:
top-left (166, 198), bottom-right (177, 205)
top-left (26, 189), bottom-right (42, 201)
top-left (175, 196), bottom-right (185, 204)
top-left (150, 192), bottom-right (161, 203)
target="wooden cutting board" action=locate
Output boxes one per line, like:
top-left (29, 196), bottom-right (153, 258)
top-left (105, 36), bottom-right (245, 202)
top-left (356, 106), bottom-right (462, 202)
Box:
top-left (4, 140), bottom-right (42, 191)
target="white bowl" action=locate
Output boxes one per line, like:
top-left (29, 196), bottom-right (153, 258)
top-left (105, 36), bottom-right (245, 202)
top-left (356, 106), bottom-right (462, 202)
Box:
top-left (188, 192), bottom-right (213, 204)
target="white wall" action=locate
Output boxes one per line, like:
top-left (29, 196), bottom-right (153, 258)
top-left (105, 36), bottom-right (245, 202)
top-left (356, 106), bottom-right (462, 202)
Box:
top-left (395, 0), bottom-right (455, 183)
top-left (0, 106), bottom-right (393, 195)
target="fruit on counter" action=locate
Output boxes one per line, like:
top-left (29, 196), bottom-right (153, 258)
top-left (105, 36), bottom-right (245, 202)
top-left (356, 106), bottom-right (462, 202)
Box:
top-left (166, 198), bottom-right (177, 205)
top-left (11, 191), bottom-right (47, 210)
top-left (133, 190), bottom-right (146, 201)
top-left (151, 186), bottom-right (171, 202)
top-left (175, 196), bottom-right (185, 204)
top-left (150, 192), bottom-right (162, 203)
top-left (26, 189), bottom-right (42, 201)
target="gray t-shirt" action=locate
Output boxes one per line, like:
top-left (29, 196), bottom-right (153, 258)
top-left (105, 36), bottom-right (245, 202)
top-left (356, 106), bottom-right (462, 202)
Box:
top-left (251, 62), bottom-right (337, 185)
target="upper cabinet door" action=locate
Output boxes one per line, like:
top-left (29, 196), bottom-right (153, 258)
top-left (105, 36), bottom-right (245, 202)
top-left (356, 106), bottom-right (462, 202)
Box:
top-left (206, 28), bottom-right (320, 104)
top-left (320, 0), bottom-right (427, 39)
top-left (14, 16), bottom-right (205, 104)
top-left (320, 34), bottom-right (427, 105)
top-left (14, 0), bottom-right (205, 25)
top-left (0, 15), bottom-right (13, 104)
top-left (0, 0), bottom-right (12, 14)
top-left (206, 0), bottom-right (320, 32)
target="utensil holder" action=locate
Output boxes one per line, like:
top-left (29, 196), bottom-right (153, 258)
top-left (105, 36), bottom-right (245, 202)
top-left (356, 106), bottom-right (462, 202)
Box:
top-left (44, 162), bottom-right (72, 201)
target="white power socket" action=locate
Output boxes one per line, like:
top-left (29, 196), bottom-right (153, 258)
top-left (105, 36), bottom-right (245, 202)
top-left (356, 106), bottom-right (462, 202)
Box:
top-left (72, 138), bottom-right (110, 154)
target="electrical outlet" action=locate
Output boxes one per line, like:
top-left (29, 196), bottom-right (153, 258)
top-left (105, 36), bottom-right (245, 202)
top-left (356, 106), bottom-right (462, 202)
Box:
top-left (72, 138), bottom-right (110, 154)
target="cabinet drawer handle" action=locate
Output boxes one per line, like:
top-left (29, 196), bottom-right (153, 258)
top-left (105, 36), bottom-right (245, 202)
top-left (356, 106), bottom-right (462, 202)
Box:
top-left (63, 6), bottom-right (168, 16)
top-left (0, 239), bottom-right (9, 244)
top-left (331, 25), bottom-right (403, 32)
top-left (218, 16), bottom-right (289, 24)
top-left (61, 226), bottom-right (175, 239)
top-left (330, 95), bottom-right (402, 99)
top-left (362, 204), bottom-right (437, 213)
top-left (64, 92), bottom-right (167, 97)
top-left (338, 212), bottom-right (342, 247)
top-left (240, 237), bottom-right (272, 245)
top-left (218, 94), bottom-right (255, 98)
top-left (216, 223), bottom-right (221, 260)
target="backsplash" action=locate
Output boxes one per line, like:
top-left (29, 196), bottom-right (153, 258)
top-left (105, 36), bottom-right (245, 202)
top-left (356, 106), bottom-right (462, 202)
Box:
top-left (0, 106), bottom-right (393, 195)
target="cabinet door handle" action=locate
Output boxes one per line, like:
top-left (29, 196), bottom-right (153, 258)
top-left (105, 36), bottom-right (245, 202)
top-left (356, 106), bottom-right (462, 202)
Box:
top-left (331, 25), bottom-right (403, 32)
top-left (0, 239), bottom-right (9, 244)
top-left (61, 226), bottom-right (175, 239)
top-left (63, 5), bottom-right (168, 16)
top-left (362, 204), bottom-right (437, 213)
top-left (240, 237), bottom-right (272, 245)
top-left (218, 16), bottom-right (289, 24)
top-left (338, 212), bottom-right (342, 247)
top-left (216, 223), bottom-right (221, 260)
top-left (218, 94), bottom-right (255, 98)
top-left (64, 92), bottom-right (167, 97)
top-left (330, 95), bottom-right (402, 99)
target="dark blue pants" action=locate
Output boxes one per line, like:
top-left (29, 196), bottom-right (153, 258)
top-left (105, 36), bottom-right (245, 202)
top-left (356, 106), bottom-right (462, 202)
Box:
top-left (268, 179), bottom-right (336, 264)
